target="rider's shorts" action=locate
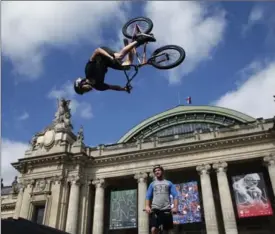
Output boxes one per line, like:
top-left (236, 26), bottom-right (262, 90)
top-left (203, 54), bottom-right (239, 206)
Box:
top-left (84, 46), bottom-right (118, 91)
top-left (149, 209), bottom-right (173, 231)
top-left (85, 46), bottom-right (116, 79)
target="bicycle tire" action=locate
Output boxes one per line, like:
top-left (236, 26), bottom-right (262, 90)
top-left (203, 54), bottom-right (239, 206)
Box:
top-left (150, 45), bottom-right (186, 70)
top-left (122, 17), bottom-right (153, 39)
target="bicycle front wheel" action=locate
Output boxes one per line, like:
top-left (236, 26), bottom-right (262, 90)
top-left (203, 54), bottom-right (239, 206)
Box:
top-left (150, 45), bottom-right (186, 70)
top-left (122, 17), bottom-right (153, 39)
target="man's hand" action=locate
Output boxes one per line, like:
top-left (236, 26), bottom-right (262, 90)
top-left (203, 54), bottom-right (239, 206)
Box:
top-left (171, 207), bottom-right (178, 214)
top-left (125, 84), bottom-right (132, 93)
top-left (145, 206), bottom-right (151, 214)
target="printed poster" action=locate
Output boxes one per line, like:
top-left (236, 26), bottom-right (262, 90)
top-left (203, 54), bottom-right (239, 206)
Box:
top-left (109, 189), bottom-right (137, 229)
top-left (170, 181), bottom-right (202, 224)
top-left (232, 173), bottom-right (273, 218)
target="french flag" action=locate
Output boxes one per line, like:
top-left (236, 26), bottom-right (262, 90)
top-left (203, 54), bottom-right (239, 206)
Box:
top-left (186, 96), bottom-right (192, 104)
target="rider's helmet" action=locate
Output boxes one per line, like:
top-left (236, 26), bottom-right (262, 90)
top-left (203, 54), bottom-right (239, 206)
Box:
top-left (74, 77), bottom-right (84, 95)
top-left (153, 165), bottom-right (164, 173)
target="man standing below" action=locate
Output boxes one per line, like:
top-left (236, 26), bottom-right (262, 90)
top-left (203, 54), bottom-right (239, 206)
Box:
top-left (145, 165), bottom-right (178, 234)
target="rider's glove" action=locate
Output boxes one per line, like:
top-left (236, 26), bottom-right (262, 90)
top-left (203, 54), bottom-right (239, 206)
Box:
top-left (125, 84), bottom-right (132, 93)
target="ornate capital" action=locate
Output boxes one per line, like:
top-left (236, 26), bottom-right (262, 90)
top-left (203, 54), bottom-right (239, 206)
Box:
top-left (51, 175), bottom-right (64, 185)
top-left (212, 161), bottom-right (228, 173)
top-left (134, 172), bottom-right (148, 183)
top-left (196, 164), bottom-right (211, 175)
top-left (92, 178), bottom-right (105, 188)
top-left (68, 175), bottom-right (82, 185)
top-left (263, 154), bottom-right (275, 167)
top-left (25, 179), bottom-right (35, 188)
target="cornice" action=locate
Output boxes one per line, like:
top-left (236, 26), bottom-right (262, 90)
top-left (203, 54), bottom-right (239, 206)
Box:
top-left (11, 153), bottom-right (90, 172)
top-left (11, 130), bottom-right (274, 170)
top-left (92, 131), bottom-right (273, 165)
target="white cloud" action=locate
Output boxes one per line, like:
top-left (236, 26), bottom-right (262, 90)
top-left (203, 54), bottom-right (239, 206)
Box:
top-left (242, 5), bottom-right (264, 36)
top-left (48, 81), bottom-right (93, 119)
top-left (1, 139), bottom-right (29, 185)
top-left (249, 6), bottom-right (264, 23)
top-left (2, 1), bottom-right (128, 79)
top-left (215, 60), bottom-right (275, 119)
top-left (242, 4), bottom-right (275, 44)
top-left (18, 111), bottom-right (29, 121)
top-left (144, 2), bottom-right (227, 84)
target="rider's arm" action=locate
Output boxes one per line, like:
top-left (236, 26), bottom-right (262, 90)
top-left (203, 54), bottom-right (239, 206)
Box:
top-left (107, 84), bottom-right (127, 91)
top-left (95, 83), bottom-right (126, 92)
top-left (169, 182), bottom-right (178, 210)
top-left (145, 182), bottom-right (154, 208)
top-left (90, 48), bottom-right (114, 61)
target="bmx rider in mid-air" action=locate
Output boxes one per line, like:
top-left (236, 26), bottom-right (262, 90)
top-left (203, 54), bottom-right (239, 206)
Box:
top-left (74, 33), bottom-right (156, 95)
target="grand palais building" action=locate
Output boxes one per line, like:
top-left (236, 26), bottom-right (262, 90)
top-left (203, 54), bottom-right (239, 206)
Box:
top-left (1, 98), bottom-right (275, 234)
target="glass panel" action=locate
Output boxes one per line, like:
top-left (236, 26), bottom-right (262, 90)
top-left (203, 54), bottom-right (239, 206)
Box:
top-left (150, 123), bottom-right (220, 138)
top-left (33, 205), bottom-right (45, 225)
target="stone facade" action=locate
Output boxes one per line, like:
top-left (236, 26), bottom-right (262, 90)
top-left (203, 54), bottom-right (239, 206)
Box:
top-left (1, 99), bottom-right (275, 234)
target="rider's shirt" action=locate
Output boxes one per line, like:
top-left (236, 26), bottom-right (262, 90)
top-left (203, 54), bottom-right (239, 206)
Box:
top-left (146, 179), bottom-right (178, 210)
top-left (85, 59), bottom-right (110, 91)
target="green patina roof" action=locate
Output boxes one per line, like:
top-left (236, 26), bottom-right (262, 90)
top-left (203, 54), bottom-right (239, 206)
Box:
top-left (118, 105), bottom-right (256, 143)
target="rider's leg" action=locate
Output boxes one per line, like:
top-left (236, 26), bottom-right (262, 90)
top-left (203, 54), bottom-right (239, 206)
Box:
top-left (114, 41), bottom-right (138, 61)
top-left (114, 33), bottom-right (156, 60)
top-left (121, 39), bottom-right (134, 66)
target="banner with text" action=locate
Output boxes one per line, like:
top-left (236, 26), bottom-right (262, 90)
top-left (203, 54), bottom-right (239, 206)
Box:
top-left (170, 181), bottom-right (202, 224)
top-left (109, 189), bottom-right (137, 229)
top-left (232, 172), bottom-right (273, 218)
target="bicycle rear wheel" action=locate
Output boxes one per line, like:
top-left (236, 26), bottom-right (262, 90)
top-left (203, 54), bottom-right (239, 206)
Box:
top-left (149, 45), bottom-right (186, 70)
top-left (122, 17), bottom-right (153, 39)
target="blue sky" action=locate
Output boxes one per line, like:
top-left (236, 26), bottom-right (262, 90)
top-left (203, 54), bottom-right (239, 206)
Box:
top-left (2, 1), bottom-right (275, 184)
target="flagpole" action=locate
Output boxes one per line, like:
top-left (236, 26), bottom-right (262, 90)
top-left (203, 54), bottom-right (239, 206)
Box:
top-left (178, 92), bottom-right (181, 105)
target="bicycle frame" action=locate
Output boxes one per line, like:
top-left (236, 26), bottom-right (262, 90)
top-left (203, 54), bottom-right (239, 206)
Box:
top-left (124, 24), bottom-right (170, 86)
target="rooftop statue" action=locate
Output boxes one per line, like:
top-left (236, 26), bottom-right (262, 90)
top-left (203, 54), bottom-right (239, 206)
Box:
top-left (54, 98), bottom-right (72, 128)
top-left (76, 125), bottom-right (84, 143)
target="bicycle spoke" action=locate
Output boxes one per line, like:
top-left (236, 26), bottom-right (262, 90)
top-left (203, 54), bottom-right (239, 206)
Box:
top-left (154, 49), bottom-right (181, 66)
top-left (127, 21), bottom-right (151, 36)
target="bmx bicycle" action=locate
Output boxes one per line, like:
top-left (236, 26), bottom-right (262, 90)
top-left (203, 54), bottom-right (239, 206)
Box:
top-left (143, 209), bottom-right (179, 234)
top-left (121, 17), bottom-right (186, 90)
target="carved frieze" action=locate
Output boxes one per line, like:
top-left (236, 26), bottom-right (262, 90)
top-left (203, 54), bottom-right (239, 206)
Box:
top-left (44, 129), bottom-right (56, 149)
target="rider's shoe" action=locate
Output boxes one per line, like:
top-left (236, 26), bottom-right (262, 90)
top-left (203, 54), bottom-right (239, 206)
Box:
top-left (134, 33), bottom-right (156, 47)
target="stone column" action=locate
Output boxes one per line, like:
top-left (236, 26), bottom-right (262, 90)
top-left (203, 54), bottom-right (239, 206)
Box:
top-left (65, 176), bottom-right (81, 234)
top-left (48, 176), bottom-right (63, 228)
top-left (134, 172), bottom-right (149, 234)
top-left (79, 180), bottom-right (91, 234)
top-left (13, 186), bottom-right (24, 219)
top-left (58, 179), bottom-right (70, 231)
top-left (213, 162), bottom-right (238, 234)
top-left (20, 180), bottom-right (34, 219)
top-left (92, 178), bottom-right (105, 234)
top-left (264, 154), bottom-right (275, 195)
top-left (196, 164), bottom-right (219, 234)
